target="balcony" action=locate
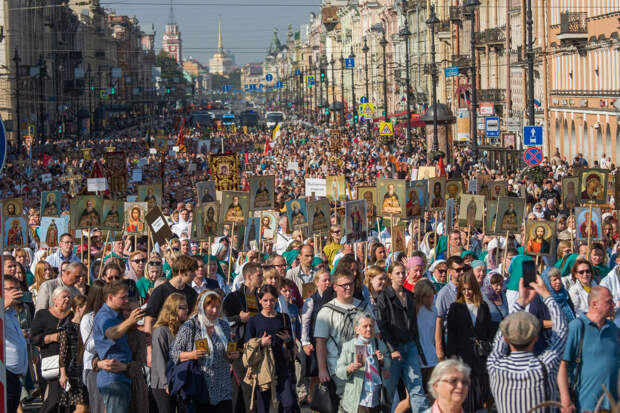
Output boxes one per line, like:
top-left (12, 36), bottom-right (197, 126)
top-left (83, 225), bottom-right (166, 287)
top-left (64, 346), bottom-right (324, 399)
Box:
top-left (451, 54), bottom-right (471, 69)
top-left (449, 6), bottom-right (462, 22)
top-left (476, 27), bottom-right (505, 45)
top-left (479, 88), bottom-right (505, 102)
top-left (436, 20), bottom-right (451, 41)
top-left (558, 12), bottom-right (587, 42)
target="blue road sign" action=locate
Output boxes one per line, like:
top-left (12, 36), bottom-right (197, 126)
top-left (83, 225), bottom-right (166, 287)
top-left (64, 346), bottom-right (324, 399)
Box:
top-left (360, 96), bottom-right (368, 103)
top-left (485, 116), bottom-right (500, 137)
top-left (277, 81), bottom-right (283, 88)
top-left (266, 74), bottom-right (273, 82)
top-left (295, 69), bottom-right (301, 76)
top-left (523, 125), bottom-right (543, 146)
top-left (444, 66), bottom-right (459, 77)
top-left (0, 115), bottom-right (5, 175)
top-left (344, 58), bottom-right (355, 69)
top-left (346, 112), bottom-right (353, 120)
top-left (524, 147), bottom-right (543, 166)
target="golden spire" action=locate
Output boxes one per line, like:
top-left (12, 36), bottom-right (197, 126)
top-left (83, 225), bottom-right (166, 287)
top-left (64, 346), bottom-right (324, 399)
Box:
top-left (217, 18), bottom-right (223, 51)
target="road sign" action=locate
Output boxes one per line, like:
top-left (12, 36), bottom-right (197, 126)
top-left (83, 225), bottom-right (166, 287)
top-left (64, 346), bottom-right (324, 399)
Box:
top-left (523, 125), bottom-right (543, 146)
top-left (479, 102), bottom-right (494, 116)
top-left (346, 113), bottom-right (353, 120)
top-left (266, 74), bottom-right (273, 82)
top-left (358, 103), bottom-right (375, 117)
top-left (295, 69), bottom-right (301, 76)
top-left (306, 75), bottom-right (315, 87)
top-left (485, 116), bottom-right (500, 137)
top-left (524, 147), bottom-right (543, 166)
top-left (0, 115), bottom-right (6, 174)
top-left (507, 117), bottom-right (522, 133)
top-left (444, 66), bottom-right (459, 77)
top-left (360, 96), bottom-right (368, 104)
top-left (344, 58), bottom-right (355, 68)
top-left (379, 122), bottom-right (393, 136)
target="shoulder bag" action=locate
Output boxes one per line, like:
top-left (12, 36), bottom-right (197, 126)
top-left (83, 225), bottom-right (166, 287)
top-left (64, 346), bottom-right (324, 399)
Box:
top-left (41, 317), bottom-right (63, 380)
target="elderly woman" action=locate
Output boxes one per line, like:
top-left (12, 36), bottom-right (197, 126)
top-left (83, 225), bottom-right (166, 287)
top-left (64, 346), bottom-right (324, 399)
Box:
top-left (403, 255), bottom-right (426, 292)
top-left (31, 286), bottom-right (73, 413)
top-left (423, 359), bottom-right (471, 413)
top-left (470, 260), bottom-right (486, 286)
top-left (336, 313), bottom-right (391, 413)
top-left (429, 260), bottom-right (448, 292)
top-left (136, 256), bottom-right (163, 299)
top-left (170, 290), bottom-right (239, 411)
top-left (568, 257), bottom-right (596, 315)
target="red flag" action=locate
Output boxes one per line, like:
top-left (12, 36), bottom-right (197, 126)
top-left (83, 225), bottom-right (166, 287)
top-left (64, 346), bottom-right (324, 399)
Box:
top-left (43, 153), bottom-right (51, 167)
top-left (244, 153), bottom-right (249, 165)
top-left (437, 156), bottom-right (446, 177)
top-left (264, 137), bottom-right (271, 154)
top-left (176, 118), bottom-right (186, 152)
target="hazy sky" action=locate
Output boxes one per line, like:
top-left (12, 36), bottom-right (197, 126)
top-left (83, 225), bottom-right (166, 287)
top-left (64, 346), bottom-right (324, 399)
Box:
top-left (101, 0), bottom-right (321, 66)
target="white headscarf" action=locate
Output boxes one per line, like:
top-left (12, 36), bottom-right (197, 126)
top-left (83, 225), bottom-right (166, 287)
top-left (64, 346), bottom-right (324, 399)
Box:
top-left (195, 291), bottom-right (228, 367)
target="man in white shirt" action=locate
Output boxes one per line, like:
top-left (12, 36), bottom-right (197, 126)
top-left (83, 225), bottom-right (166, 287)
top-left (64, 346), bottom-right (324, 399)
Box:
top-left (600, 257), bottom-right (620, 327)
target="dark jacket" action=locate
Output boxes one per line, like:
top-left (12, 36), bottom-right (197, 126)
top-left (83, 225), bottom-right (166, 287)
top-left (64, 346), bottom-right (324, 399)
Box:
top-left (375, 285), bottom-right (423, 356)
top-left (222, 286), bottom-right (260, 344)
top-left (446, 301), bottom-right (494, 376)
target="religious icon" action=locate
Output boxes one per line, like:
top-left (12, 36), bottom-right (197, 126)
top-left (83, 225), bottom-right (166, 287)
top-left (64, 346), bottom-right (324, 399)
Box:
top-left (407, 180), bottom-right (427, 218)
top-left (4, 216), bottom-right (27, 248)
top-left (357, 187), bottom-right (376, 219)
top-left (39, 216), bottom-right (69, 249)
top-left (392, 224), bottom-right (406, 253)
top-left (210, 154), bottom-right (239, 191)
top-left (255, 210), bottom-right (278, 241)
top-left (196, 181), bottom-right (217, 204)
top-left (575, 206), bottom-right (602, 240)
top-left (614, 175), bottom-right (620, 207)
top-left (104, 152), bottom-right (128, 198)
top-left (344, 200), bottom-right (368, 243)
top-left (428, 177), bottom-right (446, 210)
top-left (71, 196), bottom-right (103, 230)
top-left (486, 200), bottom-right (498, 235)
top-left (326, 176), bottom-right (346, 202)
top-left (3, 198), bottom-right (23, 217)
top-left (40, 192), bottom-right (63, 217)
top-left (286, 198), bottom-right (308, 230)
top-left (377, 179), bottom-right (406, 217)
top-left (137, 184), bottom-right (163, 212)
top-left (220, 191), bottom-right (249, 225)
top-left (445, 179), bottom-right (464, 200)
top-left (495, 197), bottom-right (525, 234)
top-left (195, 202), bottom-right (219, 239)
top-left (101, 200), bottom-right (124, 231)
top-left (458, 194), bottom-right (485, 228)
top-left (243, 217), bottom-right (261, 251)
top-left (249, 176), bottom-right (275, 210)
top-left (124, 202), bottom-right (147, 234)
top-left (578, 169), bottom-right (608, 205)
top-left (525, 220), bottom-right (556, 256)
top-left (477, 174), bottom-right (492, 197)
top-left (562, 176), bottom-right (579, 210)
top-left (487, 181), bottom-right (507, 201)
top-left (307, 200), bottom-right (330, 236)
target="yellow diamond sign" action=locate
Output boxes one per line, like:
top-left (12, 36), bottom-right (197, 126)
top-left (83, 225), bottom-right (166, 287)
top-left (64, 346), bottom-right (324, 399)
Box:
top-left (379, 122), bottom-right (393, 136)
top-left (358, 103), bottom-right (375, 117)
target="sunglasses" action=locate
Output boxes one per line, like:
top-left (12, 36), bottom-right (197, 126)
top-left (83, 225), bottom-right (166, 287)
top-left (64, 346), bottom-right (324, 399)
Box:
top-left (577, 269), bottom-right (592, 275)
top-left (132, 258), bottom-right (147, 264)
top-left (148, 261), bottom-right (162, 266)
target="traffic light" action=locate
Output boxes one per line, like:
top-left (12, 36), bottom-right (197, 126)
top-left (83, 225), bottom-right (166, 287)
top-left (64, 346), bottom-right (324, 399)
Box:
top-left (354, 113), bottom-right (358, 123)
top-left (58, 125), bottom-right (63, 134)
top-left (90, 85), bottom-right (94, 91)
top-left (325, 107), bottom-right (329, 115)
top-left (110, 87), bottom-right (115, 95)
top-left (320, 70), bottom-right (325, 82)
top-left (166, 88), bottom-right (170, 94)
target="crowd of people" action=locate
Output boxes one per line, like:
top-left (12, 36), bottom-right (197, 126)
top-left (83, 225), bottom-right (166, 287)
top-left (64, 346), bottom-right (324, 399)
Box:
top-left (2, 105), bottom-right (620, 413)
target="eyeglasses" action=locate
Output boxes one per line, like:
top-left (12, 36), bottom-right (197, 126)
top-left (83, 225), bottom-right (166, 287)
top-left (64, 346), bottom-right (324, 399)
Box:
top-left (452, 267), bottom-right (465, 273)
top-left (274, 264), bottom-right (287, 268)
top-left (332, 229), bottom-right (341, 234)
top-left (132, 258), bottom-right (147, 264)
top-left (335, 282), bottom-right (354, 289)
top-left (436, 269), bottom-right (447, 274)
top-left (577, 269), bottom-right (592, 275)
top-left (440, 377), bottom-right (470, 387)
top-left (148, 261), bottom-right (162, 266)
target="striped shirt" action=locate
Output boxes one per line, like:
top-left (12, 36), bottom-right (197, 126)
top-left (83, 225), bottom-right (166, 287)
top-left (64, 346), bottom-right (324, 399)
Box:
top-left (488, 295), bottom-right (568, 413)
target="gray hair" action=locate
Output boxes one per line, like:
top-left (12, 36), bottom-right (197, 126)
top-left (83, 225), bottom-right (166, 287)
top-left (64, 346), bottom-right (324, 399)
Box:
top-left (427, 359), bottom-right (471, 399)
top-left (353, 312), bottom-right (374, 328)
top-left (65, 262), bottom-right (86, 275)
top-left (547, 267), bottom-right (561, 281)
top-left (51, 286), bottom-right (71, 302)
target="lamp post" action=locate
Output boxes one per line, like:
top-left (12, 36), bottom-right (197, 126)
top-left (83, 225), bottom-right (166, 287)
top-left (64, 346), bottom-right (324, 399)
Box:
top-left (330, 56), bottom-right (336, 108)
top-left (380, 33), bottom-right (388, 121)
top-left (87, 63), bottom-right (93, 137)
top-left (13, 49), bottom-right (21, 150)
top-left (401, 0), bottom-right (413, 153)
top-left (526, 0), bottom-right (535, 125)
top-left (313, 61), bottom-right (318, 120)
top-left (465, 0), bottom-right (480, 160)
top-left (37, 55), bottom-right (46, 145)
top-left (340, 53), bottom-right (345, 127)
top-left (322, 55), bottom-right (329, 122)
top-left (426, 5), bottom-right (439, 153)
top-left (362, 37), bottom-right (370, 138)
top-left (349, 47), bottom-right (356, 132)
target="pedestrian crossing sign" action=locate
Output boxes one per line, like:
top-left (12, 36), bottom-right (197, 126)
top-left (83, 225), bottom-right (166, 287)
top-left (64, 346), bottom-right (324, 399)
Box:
top-left (358, 103), bottom-right (374, 117)
top-left (379, 122), bottom-right (393, 136)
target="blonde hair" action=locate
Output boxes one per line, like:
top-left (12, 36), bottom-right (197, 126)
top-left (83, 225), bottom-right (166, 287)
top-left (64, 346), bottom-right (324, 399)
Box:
top-left (262, 267), bottom-right (279, 288)
top-left (33, 261), bottom-right (52, 291)
top-left (365, 265), bottom-right (387, 294)
top-left (153, 293), bottom-right (187, 336)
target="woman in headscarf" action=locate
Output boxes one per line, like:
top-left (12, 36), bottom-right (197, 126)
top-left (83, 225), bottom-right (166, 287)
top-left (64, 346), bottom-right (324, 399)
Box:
top-left (429, 260), bottom-right (448, 292)
top-left (481, 272), bottom-right (508, 337)
top-left (204, 255), bottom-right (231, 294)
top-left (170, 290), bottom-right (240, 412)
top-left (555, 253), bottom-right (579, 289)
top-left (419, 232), bottom-right (436, 263)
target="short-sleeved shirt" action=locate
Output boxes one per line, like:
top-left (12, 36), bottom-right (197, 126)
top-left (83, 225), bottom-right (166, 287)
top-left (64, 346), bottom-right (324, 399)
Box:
top-left (435, 282), bottom-right (457, 320)
top-left (146, 280), bottom-right (198, 320)
top-left (93, 304), bottom-right (132, 388)
top-left (563, 315), bottom-right (620, 411)
top-left (136, 277), bottom-right (154, 299)
top-left (313, 298), bottom-right (375, 375)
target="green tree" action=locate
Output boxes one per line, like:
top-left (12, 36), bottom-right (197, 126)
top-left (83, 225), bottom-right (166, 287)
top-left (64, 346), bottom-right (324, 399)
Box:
top-left (155, 51), bottom-right (191, 97)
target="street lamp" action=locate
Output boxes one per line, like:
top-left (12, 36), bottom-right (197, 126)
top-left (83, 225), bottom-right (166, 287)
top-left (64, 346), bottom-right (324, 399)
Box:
top-left (401, 0), bottom-right (413, 153)
top-left (13, 49), bottom-right (21, 150)
top-left (321, 55), bottom-right (329, 121)
top-left (379, 32), bottom-right (388, 121)
top-left (426, 5), bottom-right (440, 153)
top-left (37, 55), bottom-right (47, 145)
top-left (465, 0), bottom-right (480, 160)
top-left (330, 56), bottom-right (335, 125)
top-left (349, 47), bottom-right (356, 131)
top-left (362, 37), bottom-right (370, 138)
top-left (340, 53), bottom-right (345, 127)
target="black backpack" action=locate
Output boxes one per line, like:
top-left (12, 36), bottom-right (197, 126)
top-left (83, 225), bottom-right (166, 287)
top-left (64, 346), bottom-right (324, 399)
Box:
top-left (322, 301), bottom-right (366, 352)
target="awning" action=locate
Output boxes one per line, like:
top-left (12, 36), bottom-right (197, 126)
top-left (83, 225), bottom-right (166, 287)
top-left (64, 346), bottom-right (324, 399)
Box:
top-left (373, 111), bottom-right (425, 127)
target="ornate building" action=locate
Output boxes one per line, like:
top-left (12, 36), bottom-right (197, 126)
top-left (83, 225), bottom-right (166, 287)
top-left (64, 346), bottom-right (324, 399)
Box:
top-left (209, 19), bottom-right (234, 75)
top-left (162, 1), bottom-right (182, 63)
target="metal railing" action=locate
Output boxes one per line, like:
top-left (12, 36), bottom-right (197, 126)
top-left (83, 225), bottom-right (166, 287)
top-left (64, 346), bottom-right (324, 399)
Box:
top-left (560, 12), bottom-right (587, 35)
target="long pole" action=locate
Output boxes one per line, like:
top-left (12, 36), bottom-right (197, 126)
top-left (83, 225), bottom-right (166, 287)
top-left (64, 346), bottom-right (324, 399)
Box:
top-left (350, 49), bottom-right (356, 133)
top-left (363, 39), bottom-right (370, 139)
top-left (330, 58), bottom-right (336, 117)
top-left (470, 8), bottom-right (478, 160)
top-left (38, 55), bottom-right (45, 146)
top-left (13, 50), bottom-right (21, 150)
top-left (340, 54), bottom-right (345, 127)
top-left (313, 62), bottom-right (318, 121)
top-left (381, 36), bottom-right (388, 121)
top-left (526, 0), bottom-right (535, 125)
top-left (325, 60), bottom-right (330, 122)
top-left (403, 13), bottom-right (412, 152)
top-left (430, 20), bottom-right (439, 152)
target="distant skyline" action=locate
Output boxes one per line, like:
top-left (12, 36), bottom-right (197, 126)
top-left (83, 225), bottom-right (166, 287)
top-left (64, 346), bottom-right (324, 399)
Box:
top-left (101, 0), bottom-right (321, 66)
